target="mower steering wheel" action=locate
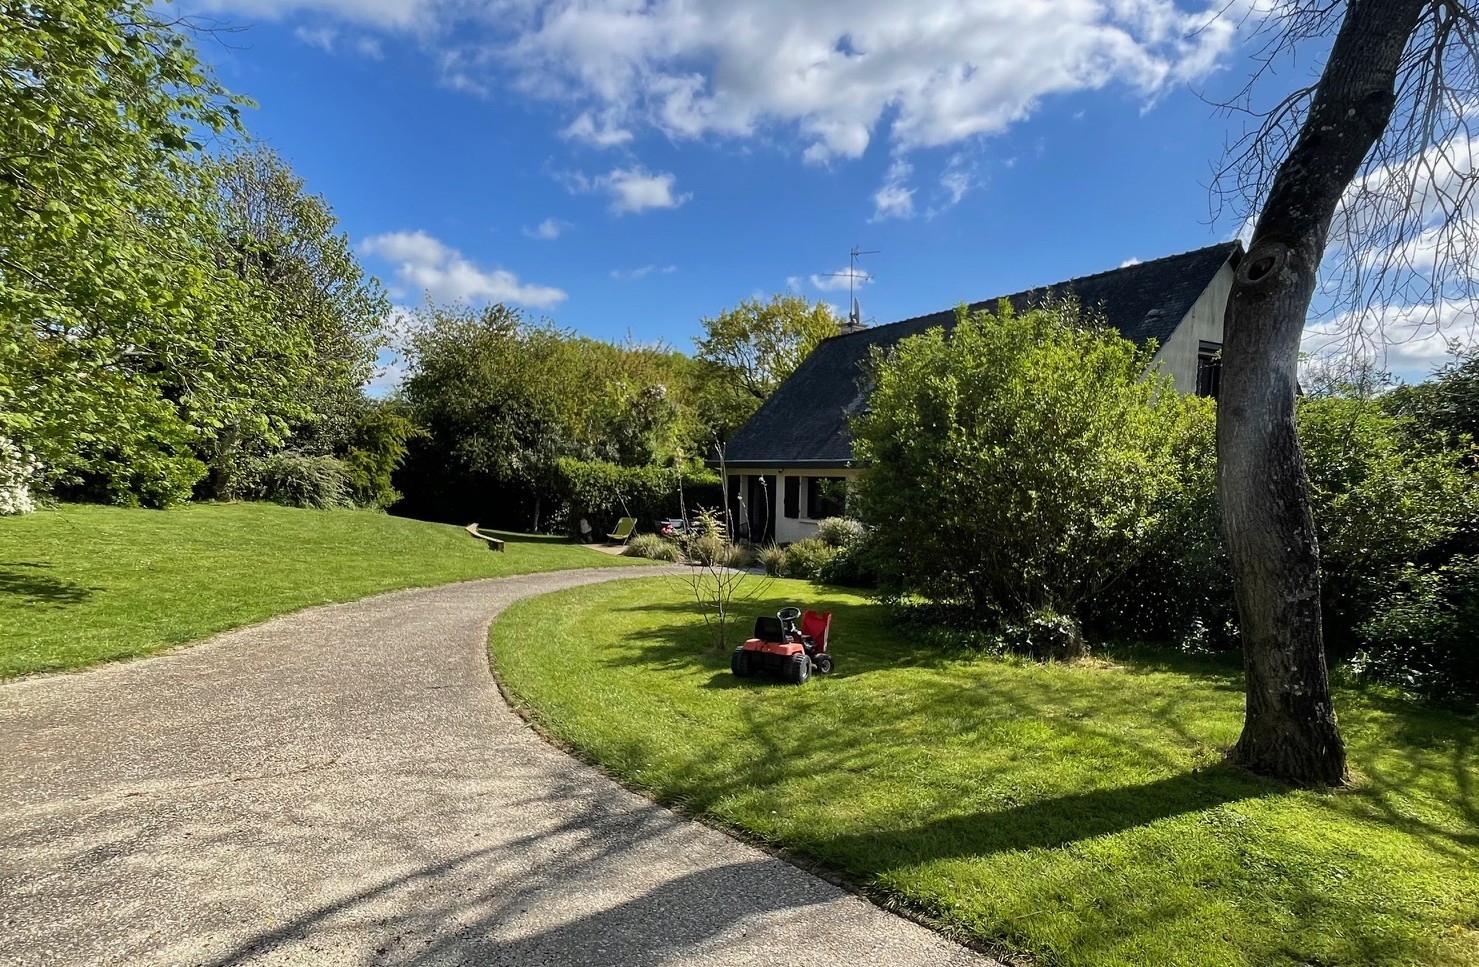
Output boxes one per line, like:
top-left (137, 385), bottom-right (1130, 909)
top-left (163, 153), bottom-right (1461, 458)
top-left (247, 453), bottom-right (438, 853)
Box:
top-left (776, 606), bottom-right (802, 622)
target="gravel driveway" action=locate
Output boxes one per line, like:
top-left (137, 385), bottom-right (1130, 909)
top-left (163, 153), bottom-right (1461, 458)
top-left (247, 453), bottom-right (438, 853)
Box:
top-left (1, 568), bottom-right (993, 966)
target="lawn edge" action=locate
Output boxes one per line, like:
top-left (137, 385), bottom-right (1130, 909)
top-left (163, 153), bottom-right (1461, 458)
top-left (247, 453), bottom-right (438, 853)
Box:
top-left (485, 580), bottom-right (1028, 967)
top-left (2, 550), bottom-right (633, 685)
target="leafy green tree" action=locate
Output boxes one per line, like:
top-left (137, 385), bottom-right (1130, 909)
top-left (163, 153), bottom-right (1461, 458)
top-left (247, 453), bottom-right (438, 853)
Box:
top-left (200, 146), bottom-right (389, 495)
top-left (694, 294), bottom-right (840, 435)
top-left (0, 2), bottom-right (330, 505)
top-left (1383, 348), bottom-right (1479, 454)
top-left (1298, 395), bottom-right (1477, 645)
top-left (397, 302), bottom-right (717, 527)
top-left (852, 300), bottom-right (1203, 635)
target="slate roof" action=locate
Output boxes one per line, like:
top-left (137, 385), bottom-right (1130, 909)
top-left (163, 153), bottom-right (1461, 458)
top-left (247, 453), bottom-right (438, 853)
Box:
top-left (721, 241), bottom-right (1242, 469)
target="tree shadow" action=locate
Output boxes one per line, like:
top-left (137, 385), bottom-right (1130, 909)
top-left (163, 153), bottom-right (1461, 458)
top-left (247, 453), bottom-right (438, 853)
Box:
top-left (0, 562), bottom-right (97, 607)
top-left (603, 592), bottom-right (949, 682)
top-left (183, 771), bottom-right (833, 967)
top-left (814, 764), bottom-right (1280, 872)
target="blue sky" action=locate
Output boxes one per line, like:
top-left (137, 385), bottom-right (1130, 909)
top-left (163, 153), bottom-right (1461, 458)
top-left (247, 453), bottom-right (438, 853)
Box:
top-left (181, 1), bottom-right (1465, 390)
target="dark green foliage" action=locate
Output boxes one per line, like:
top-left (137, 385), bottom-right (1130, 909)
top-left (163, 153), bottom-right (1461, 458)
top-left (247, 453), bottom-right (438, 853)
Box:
top-left (852, 300), bottom-right (1204, 629)
top-left (1353, 555), bottom-right (1479, 699)
top-left (553, 457), bottom-right (722, 538)
top-left (779, 537), bottom-right (837, 579)
top-left (340, 402), bottom-right (420, 508)
top-left (397, 303), bottom-right (714, 529)
top-left (814, 537), bottom-right (881, 588)
top-left (1299, 396), bottom-right (1478, 648)
top-left (0, 7), bottom-right (386, 509)
top-left (1383, 347), bottom-right (1479, 451)
top-left (241, 452), bottom-right (353, 510)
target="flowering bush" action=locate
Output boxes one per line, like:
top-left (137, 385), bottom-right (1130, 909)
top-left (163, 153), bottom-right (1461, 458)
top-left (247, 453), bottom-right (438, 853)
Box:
top-left (0, 437), bottom-right (39, 515)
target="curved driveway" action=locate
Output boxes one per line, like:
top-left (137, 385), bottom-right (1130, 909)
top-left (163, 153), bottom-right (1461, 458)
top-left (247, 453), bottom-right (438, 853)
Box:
top-left (0, 568), bottom-right (992, 967)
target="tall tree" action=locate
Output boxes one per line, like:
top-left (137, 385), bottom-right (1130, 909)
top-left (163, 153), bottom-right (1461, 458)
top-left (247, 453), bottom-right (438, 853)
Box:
top-left (694, 294), bottom-right (840, 436)
top-left (1214, 0), bottom-right (1477, 784)
top-left (0, 0), bottom-right (260, 504)
top-left (201, 146), bottom-right (389, 495)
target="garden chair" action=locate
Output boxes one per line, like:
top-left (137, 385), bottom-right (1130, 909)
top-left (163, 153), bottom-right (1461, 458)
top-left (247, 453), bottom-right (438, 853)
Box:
top-left (606, 517), bottom-right (637, 545)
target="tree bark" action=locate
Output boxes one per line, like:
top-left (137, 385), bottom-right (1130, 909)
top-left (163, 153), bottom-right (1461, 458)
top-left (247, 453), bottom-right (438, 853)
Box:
top-left (1220, 0), bottom-right (1425, 786)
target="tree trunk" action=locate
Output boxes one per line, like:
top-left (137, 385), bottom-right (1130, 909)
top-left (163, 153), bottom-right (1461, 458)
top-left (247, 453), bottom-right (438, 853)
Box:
top-left (1219, 0), bottom-right (1425, 786)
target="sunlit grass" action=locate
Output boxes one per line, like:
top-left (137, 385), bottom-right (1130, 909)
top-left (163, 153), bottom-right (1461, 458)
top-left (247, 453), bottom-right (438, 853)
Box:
top-left (0, 502), bottom-right (640, 678)
top-left (491, 577), bottom-right (1479, 967)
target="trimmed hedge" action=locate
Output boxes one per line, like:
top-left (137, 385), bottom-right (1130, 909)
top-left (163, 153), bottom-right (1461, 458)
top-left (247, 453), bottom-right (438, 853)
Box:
top-left (554, 457), bottom-right (723, 538)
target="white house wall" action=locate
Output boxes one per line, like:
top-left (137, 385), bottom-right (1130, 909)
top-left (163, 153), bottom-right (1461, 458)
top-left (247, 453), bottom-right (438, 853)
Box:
top-left (735, 470), bottom-right (860, 545)
top-left (1149, 260), bottom-right (1234, 392)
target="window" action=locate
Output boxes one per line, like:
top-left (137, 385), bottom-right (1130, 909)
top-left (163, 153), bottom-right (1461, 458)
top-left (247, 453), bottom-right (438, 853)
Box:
top-left (1196, 341), bottom-right (1222, 399)
top-left (783, 476), bottom-right (800, 519)
top-left (806, 477), bottom-right (847, 520)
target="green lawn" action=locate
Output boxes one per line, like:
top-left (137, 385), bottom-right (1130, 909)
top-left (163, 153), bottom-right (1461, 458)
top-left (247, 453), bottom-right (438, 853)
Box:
top-left (0, 502), bottom-right (641, 678)
top-left (490, 577), bottom-right (1479, 967)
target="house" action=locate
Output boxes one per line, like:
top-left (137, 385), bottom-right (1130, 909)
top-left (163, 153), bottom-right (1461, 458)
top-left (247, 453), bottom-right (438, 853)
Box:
top-left (718, 241), bottom-right (1242, 545)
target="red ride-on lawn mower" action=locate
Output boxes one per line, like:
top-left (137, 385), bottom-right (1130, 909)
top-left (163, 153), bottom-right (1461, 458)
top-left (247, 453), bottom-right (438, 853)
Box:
top-left (731, 606), bottom-right (834, 685)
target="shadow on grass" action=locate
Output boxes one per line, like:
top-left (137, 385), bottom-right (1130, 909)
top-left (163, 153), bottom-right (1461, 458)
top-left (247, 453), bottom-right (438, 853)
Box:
top-left (604, 591), bottom-right (968, 681)
top-left (814, 764), bottom-right (1279, 871)
top-left (0, 562), bottom-right (96, 607)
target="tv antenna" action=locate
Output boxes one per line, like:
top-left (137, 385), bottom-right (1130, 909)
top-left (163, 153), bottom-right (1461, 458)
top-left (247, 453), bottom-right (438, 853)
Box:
top-left (823, 245), bottom-right (879, 331)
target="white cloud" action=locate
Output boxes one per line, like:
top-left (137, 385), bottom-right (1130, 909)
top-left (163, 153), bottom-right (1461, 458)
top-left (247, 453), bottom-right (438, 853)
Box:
top-left (871, 159), bottom-right (915, 221)
top-left (292, 24), bottom-right (383, 57)
top-left (811, 265), bottom-right (873, 292)
top-left (500, 0), bottom-right (1246, 161)
top-left (610, 264), bottom-right (677, 281)
top-left (562, 111), bottom-right (635, 148)
top-left (293, 24), bottom-right (338, 51)
top-left (200, 0), bottom-right (1251, 161)
top-left (565, 166), bottom-right (690, 214)
top-left (1303, 298), bottom-right (1479, 381)
top-left (359, 229), bottom-right (567, 308)
top-left (190, 0), bottom-right (434, 31)
top-left (523, 217), bottom-right (571, 240)
top-left (923, 152), bottom-right (975, 218)
top-left (1120, 257), bottom-right (1143, 268)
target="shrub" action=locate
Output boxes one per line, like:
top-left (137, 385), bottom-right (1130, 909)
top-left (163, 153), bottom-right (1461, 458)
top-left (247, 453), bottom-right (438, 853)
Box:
top-left (725, 543), bottom-right (755, 569)
top-left (624, 533), bottom-right (682, 562)
top-left (816, 516), bottom-right (866, 549)
top-left (816, 537), bottom-right (881, 588)
top-left (780, 537), bottom-right (838, 579)
top-left (0, 437), bottom-right (39, 516)
top-left (852, 299), bottom-right (1199, 630)
top-left (1353, 556), bottom-right (1479, 699)
top-left (341, 403), bottom-right (420, 508)
top-left (757, 543), bottom-right (787, 576)
top-left (684, 533), bottom-right (728, 567)
top-left (242, 452), bottom-right (353, 510)
top-left (1298, 395), bottom-right (1477, 649)
top-left (1082, 396), bottom-right (1233, 648)
top-left (555, 457), bottom-right (723, 539)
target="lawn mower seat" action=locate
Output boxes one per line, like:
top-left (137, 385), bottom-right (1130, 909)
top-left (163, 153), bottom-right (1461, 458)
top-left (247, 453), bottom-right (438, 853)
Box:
top-left (800, 610), bottom-right (831, 651)
top-left (753, 615), bottom-right (786, 642)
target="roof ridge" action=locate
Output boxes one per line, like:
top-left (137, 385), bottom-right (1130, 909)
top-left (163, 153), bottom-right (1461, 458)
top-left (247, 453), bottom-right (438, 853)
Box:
top-left (824, 240), bottom-right (1241, 341)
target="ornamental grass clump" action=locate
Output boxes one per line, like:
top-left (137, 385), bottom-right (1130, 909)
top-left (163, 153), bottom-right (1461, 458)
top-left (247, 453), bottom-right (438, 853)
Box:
top-left (624, 533), bottom-right (682, 562)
